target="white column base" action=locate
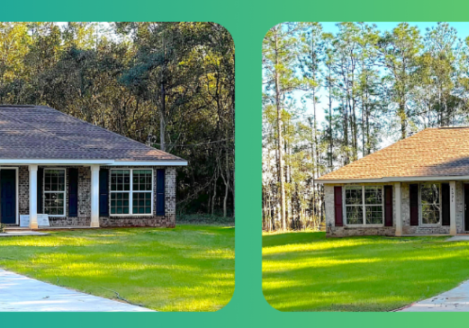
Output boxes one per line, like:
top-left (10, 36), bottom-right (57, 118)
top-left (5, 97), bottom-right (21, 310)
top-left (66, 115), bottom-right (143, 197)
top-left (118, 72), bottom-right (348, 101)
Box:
top-left (395, 182), bottom-right (402, 237)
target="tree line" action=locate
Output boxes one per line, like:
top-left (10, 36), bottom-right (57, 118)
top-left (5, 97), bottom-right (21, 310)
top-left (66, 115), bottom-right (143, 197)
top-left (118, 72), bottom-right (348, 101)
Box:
top-left (0, 22), bottom-right (234, 219)
top-left (263, 22), bottom-right (469, 231)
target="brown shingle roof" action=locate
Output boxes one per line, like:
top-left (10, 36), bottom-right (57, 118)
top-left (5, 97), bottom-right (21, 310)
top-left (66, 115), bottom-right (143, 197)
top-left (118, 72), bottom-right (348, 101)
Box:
top-left (318, 127), bottom-right (469, 181)
top-left (0, 105), bottom-right (185, 162)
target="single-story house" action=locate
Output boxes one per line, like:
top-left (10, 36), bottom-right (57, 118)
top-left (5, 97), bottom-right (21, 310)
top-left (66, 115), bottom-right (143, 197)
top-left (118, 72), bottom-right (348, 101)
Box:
top-left (317, 127), bottom-right (469, 237)
top-left (0, 105), bottom-right (187, 229)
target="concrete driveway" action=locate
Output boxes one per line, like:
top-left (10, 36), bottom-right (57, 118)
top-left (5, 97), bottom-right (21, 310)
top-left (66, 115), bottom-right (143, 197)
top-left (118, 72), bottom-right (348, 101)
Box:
top-left (0, 269), bottom-right (153, 312)
top-left (398, 280), bottom-right (469, 312)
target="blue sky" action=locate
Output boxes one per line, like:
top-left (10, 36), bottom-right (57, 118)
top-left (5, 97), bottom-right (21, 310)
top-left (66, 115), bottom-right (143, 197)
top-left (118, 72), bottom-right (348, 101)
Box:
top-left (321, 22), bottom-right (469, 38)
top-left (297, 22), bottom-right (469, 132)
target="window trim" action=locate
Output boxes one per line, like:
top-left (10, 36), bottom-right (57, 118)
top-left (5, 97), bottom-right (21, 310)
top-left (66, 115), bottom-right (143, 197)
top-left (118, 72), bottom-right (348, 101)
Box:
top-left (109, 168), bottom-right (154, 216)
top-left (43, 168), bottom-right (67, 217)
top-left (343, 185), bottom-right (384, 227)
top-left (419, 182), bottom-right (442, 227)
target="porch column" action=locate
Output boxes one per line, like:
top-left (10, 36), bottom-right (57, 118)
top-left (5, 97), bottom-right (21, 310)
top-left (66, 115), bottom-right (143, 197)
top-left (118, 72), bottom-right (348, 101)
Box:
top-left (28, 165), bottom-right (38, 229)
top-left (395, 182), bottom-right (402, 237)
top-left (450, 181), bottom-right (457, 235)
top-left (90, 165), bottom-right (100, 227)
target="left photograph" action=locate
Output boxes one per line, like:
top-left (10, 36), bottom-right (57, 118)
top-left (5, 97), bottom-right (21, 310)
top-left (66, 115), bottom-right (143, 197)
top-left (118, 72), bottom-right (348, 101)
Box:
top-left (0, 22), bottom-right (234, 312)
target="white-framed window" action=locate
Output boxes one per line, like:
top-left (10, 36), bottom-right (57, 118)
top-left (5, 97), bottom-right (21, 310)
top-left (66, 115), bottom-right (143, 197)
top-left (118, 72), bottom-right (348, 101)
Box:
top-left (44, 168), bottom-right (66, 216)
top-left (344, 185), bottom-right (384, 225)
top-left (110, 169), bottom-right (153, 215)
top-left (420, 183), bottom-right (441, 225)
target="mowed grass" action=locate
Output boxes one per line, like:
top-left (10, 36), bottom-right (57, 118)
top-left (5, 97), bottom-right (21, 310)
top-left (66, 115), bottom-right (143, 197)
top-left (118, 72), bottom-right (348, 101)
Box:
top-left (263, 231), bottom-right (469, 312)
top-left (0, 224), bottom-right (234, 312)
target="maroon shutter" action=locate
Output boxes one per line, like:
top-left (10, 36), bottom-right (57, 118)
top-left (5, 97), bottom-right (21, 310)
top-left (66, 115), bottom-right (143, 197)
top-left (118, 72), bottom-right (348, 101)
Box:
top-left (384, 185), bottom-right (393, 227)
top-left (410, 184), bottom-right (419, 226)
top-left (442, 183), bottom-right (450, 226)
top-left (334, 186), bottom-right (343, 227)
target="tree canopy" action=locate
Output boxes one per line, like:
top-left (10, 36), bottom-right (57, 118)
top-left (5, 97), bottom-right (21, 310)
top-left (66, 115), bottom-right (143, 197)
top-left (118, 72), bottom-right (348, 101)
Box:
top-left (263, 22), bottom-right (469, 231)
top-left (0, 22), bottom-right (234, 219)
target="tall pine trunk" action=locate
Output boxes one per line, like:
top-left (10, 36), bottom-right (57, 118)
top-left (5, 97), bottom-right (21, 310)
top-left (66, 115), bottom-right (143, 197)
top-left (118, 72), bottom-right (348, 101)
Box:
top-left (274, 29), bottom-right (287, 231)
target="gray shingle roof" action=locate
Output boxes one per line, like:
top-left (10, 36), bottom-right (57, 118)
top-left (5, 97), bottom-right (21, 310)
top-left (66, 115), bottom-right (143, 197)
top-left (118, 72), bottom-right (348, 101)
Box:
top-left (0, 105), bottom-right (185, 162)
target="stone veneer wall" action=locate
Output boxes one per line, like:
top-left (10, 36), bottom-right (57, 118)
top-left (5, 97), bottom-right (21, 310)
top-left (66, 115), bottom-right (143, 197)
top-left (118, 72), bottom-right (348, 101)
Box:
top-left (14, 165), bottom-right (176, 228)
top-left (325, 181), bottom-right (465, 237)
top-left (49, 166), bottom-right (91, 227)
top-left (18, 166), bottom-right (29, 216)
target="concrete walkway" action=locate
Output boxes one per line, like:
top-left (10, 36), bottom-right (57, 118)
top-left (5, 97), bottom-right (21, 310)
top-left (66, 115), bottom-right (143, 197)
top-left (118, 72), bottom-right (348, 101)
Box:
top-left (399, 280), bottom-right (469, 312)
top-left (0, 231), bottom-right (49, 237)
top-left (0, 269), bottom-right (153, 312)
top-left (447, 235), bottom-right (469, 242)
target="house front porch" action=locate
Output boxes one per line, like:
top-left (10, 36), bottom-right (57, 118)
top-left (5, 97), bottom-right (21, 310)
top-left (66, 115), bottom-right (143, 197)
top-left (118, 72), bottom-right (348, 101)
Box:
top-left (324, 179), bottom-right (469, 237)
top-left (0, 162), bottom-right (177, 229)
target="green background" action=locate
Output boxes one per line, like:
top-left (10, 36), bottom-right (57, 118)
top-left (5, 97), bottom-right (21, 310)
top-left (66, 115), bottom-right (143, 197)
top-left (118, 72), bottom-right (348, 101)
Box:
top-left (1, 0), bottom-right (467, 326)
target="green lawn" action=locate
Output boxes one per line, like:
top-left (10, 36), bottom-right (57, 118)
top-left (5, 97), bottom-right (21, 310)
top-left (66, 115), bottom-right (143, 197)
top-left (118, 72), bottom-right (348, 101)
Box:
top-left (263, 231), bottom-right (469, 312)
top-left (0, 224), bottom-right (234, 312)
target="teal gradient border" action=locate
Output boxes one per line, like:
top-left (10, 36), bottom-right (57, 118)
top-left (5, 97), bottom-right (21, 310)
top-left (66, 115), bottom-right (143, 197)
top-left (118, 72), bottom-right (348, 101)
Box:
top-left (2, 0), bottom-right (469, 327)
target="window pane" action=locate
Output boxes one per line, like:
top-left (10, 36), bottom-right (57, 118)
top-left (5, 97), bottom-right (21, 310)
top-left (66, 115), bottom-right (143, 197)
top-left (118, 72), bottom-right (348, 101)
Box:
top-left (365, 187), bottom-right (382, 205)
top-left (133, 170), bottom-right (152, 192)
top-left (345, 186), bottom-right (362, 205)
top-left (44, 192), bottom-right (64, 216)
top-left (422, 210), bottom-right (440, 224)
top-left (133, 192), bottom-right (152, 214)
top-left (421, 184), bottom-right (440, 224)
top-left (346, 206), bottom-right (363, 224)
top-left (366, 206), bottom-right (383, 224)
top-left (421, 183), bottom-right (440, 205)
top-left (111, 192), bottom-right (129, 215)
top-left (111, 170), bottom-right (130, 191)
top-left (44, 169), bottom-right (65, 192)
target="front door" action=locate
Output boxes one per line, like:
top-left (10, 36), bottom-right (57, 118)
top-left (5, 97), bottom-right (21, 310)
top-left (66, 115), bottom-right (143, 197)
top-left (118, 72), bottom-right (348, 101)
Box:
top-left (0, 170), bottom-right (16, 224)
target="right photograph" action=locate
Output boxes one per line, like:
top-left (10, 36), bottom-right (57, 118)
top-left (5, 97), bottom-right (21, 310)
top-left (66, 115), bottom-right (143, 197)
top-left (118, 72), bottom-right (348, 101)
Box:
top-left (262, 21), bottom-right (469, 312)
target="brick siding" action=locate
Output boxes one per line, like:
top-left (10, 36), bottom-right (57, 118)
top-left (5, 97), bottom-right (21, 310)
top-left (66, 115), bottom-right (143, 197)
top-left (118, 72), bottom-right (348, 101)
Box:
top-left (325, 181), bottom-right (466, 237)
top-left (9, 165), bottom-right (177, 228)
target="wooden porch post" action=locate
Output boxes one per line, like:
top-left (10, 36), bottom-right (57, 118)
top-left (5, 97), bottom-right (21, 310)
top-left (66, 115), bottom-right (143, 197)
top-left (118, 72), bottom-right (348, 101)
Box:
top-left (90, 165), bottom-right (100, 227)
top-left (29, 164), bottom-right (38, 229)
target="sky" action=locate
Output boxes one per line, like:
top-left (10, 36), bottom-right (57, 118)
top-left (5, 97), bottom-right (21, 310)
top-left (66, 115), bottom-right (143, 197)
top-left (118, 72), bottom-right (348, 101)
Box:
top-left (294, 22), bottom-right (469, 140)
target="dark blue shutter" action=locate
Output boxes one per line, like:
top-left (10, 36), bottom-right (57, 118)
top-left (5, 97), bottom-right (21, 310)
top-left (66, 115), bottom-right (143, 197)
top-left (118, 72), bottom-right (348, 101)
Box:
top-left (99, 169), bottom-right (109, 217)
top-left (37, 167), bottom-right (44, 213)
top-left (156, 169), bottom-right (165, 216)
top-left (69, 168), bottom-right (78, 217)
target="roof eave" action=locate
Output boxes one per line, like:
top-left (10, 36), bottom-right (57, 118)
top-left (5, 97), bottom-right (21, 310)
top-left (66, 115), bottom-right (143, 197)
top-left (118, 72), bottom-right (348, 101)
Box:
top-left (0, 159), bottom-right (188, 166)
top-left (317, 175), bottom-right (469, 184)
top-left (109, 160), bottom-right (188, 166)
